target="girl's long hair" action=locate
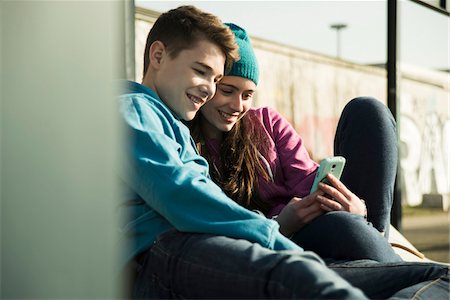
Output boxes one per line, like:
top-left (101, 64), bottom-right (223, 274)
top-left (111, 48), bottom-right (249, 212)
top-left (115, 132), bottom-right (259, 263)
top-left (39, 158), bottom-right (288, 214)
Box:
top-left (190, 112), bottom-right (273, 213)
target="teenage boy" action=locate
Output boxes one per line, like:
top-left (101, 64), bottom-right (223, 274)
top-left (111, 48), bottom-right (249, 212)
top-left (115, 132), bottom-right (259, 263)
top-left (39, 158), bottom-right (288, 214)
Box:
top-left (119, 5), bottom-right (366, 299)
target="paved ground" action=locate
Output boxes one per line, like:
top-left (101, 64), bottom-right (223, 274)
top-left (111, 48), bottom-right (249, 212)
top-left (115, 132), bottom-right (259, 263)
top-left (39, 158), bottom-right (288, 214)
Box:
top-left (401, 208), bottom-right (449, 263)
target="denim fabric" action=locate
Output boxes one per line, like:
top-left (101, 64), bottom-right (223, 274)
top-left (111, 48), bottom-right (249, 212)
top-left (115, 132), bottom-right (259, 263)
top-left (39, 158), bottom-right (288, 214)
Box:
top-left (133, 231), bottom-right (449, 299)
top-left (292, 211), bottom-right (402, 262)
top-left (390, 275), bottom-right (450, 299)
top-left (334, 97), bottom-right (398, 236)
top-left (134, 230), bottom-right (367, 299)
top-left (329, 259), bottom-right (449, 299)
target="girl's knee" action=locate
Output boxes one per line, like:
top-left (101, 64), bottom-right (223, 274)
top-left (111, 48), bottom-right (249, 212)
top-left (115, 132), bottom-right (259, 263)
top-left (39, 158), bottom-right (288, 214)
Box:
top-left (345, 97), bottom-right (389, 117)
top-left (321, 211), bottom-right (371, 233)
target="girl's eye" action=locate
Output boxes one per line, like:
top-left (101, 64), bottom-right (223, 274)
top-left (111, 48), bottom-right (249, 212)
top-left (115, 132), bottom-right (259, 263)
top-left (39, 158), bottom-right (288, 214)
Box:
top-left (243, 93), bottom-right (254, 100)
top-left (219, 88), bottom-right (233, 95)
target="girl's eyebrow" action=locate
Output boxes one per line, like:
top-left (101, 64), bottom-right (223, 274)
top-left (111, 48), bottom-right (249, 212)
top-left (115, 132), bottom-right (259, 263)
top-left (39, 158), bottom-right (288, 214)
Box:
top-left (218, 83), bottom-right (238, 90)
top-left (219, 83), bottom-right (256, 93)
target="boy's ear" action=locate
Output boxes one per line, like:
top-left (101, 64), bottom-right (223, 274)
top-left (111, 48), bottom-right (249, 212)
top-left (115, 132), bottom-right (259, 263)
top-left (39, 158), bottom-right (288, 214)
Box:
top-left (149, 41), bottom-right (166, 69)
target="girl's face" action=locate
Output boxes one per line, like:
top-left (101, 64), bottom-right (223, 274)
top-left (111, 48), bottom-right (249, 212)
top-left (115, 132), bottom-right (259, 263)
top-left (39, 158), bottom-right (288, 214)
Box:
top-left (200, 76), bottom-right (256, 139)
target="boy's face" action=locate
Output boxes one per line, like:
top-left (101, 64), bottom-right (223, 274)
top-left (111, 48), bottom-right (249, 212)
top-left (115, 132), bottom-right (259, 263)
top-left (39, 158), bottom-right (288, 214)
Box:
top-left (154, 40), bottom-right (225, 121)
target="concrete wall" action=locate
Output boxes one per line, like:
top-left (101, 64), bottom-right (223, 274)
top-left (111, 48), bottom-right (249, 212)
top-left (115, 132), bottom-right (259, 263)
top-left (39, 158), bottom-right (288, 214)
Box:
top-left (251, 38), bottom-right (387, 160)
top-left (134, 7), bottom-right (449, 209)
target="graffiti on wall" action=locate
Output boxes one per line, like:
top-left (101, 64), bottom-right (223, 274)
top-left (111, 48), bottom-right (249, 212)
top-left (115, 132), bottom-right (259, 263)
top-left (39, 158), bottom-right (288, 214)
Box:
top-left (400, 93), bottom-right (449, 209)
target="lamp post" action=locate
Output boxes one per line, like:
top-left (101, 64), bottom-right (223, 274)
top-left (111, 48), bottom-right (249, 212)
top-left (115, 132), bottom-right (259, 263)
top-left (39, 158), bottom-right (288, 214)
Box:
top-left (330, 23), bottom-right (347, 59)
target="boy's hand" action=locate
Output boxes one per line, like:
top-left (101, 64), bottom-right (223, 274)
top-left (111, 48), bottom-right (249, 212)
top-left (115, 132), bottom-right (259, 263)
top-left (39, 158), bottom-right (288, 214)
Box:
top-left (316, 173), bottom-right (366, 217)
top-left (275, 194), bottom-right (324, 237)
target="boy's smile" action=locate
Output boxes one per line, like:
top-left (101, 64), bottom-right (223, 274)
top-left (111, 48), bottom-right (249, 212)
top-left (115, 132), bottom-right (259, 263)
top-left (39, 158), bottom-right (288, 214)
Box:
top-left (151, 40), bottom-right (225, 121)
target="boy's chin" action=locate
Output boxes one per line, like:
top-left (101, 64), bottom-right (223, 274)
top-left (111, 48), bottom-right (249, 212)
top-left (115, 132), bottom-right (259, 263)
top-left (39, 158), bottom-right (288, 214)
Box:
top-left (183, 111), bottom-right (198, 121)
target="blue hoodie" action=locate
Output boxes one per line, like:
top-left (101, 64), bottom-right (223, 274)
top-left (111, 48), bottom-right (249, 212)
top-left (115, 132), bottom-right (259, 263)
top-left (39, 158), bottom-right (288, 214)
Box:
top-left (118, 81), bottom-right (302, 268)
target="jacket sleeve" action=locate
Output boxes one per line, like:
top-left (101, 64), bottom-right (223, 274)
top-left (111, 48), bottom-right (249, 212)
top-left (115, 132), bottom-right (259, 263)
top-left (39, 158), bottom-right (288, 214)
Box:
top-left (120, 97), bottom-right (301, 252)
top-left (261, 107), bottom-right (319, 199)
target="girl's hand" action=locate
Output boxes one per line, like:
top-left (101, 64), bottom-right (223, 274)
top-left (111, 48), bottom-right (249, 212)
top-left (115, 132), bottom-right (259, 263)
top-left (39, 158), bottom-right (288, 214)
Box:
top-left (275, 193), bottom-right (324, 237)
top-left (316, 173), bottom-right (367, 217)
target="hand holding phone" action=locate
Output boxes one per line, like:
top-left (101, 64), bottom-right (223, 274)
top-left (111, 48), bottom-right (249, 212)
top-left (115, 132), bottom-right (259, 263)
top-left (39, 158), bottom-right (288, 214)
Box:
top-left (310, 156), bottom-right (346, 193)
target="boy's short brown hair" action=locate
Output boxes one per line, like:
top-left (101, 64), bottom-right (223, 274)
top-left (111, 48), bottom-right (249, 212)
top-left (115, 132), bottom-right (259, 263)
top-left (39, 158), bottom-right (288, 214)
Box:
top-left (143, 5), bottom-right (239, 78)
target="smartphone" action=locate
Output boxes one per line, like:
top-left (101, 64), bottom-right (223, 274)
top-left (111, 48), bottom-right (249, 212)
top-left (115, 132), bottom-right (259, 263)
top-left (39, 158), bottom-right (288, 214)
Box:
top-left (310, 156), bottom-right (346, 193)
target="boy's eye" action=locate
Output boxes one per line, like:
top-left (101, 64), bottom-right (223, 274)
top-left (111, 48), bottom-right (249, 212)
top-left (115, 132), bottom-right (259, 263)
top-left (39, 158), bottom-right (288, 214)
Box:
top-left (193, 68), bottom-right (205, 75)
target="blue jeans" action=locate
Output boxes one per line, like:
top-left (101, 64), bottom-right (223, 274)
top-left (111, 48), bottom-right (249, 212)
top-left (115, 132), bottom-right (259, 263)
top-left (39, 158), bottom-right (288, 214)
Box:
top-left (134, 230), bottom-right (366, 299)
top-left (133, 230), bottom-right (448, 299)
top-left (390, 275), bottom-right (450, 300)
top-left (292, 211), bottom-right (402, 262)
top-left (335, 97), bottom-right (398, 236)
top-left (328, 259), bottom-right (449, 299)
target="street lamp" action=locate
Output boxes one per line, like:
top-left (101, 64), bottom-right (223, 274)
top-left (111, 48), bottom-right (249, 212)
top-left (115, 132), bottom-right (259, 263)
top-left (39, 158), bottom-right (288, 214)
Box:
top-left (330, 23), bottom-right (347, 59)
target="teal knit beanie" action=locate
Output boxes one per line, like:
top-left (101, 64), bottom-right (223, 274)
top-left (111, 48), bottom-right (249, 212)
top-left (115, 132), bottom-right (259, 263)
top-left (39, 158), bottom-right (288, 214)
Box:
top-left (225, 23), bottom-right (259, 85)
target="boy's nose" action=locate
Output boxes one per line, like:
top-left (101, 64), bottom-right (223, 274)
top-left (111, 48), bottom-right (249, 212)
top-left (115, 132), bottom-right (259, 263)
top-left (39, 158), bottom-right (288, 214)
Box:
top-left (199, 82), bottom-right (214, 100)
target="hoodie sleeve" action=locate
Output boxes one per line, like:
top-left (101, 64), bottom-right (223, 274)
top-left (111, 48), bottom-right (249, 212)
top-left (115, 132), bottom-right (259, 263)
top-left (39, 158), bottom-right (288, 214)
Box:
top-left (120, 96), bottom-right (302, 252)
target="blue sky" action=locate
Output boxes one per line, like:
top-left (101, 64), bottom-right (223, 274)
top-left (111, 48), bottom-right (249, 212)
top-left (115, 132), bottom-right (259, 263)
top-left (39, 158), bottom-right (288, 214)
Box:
top-left (136, 0), bottom-right (449, 71)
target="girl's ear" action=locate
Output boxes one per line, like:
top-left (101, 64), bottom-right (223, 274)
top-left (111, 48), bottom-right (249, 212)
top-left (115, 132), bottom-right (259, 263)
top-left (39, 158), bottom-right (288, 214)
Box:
top-left (149, 41), bottom-right (166, 69)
